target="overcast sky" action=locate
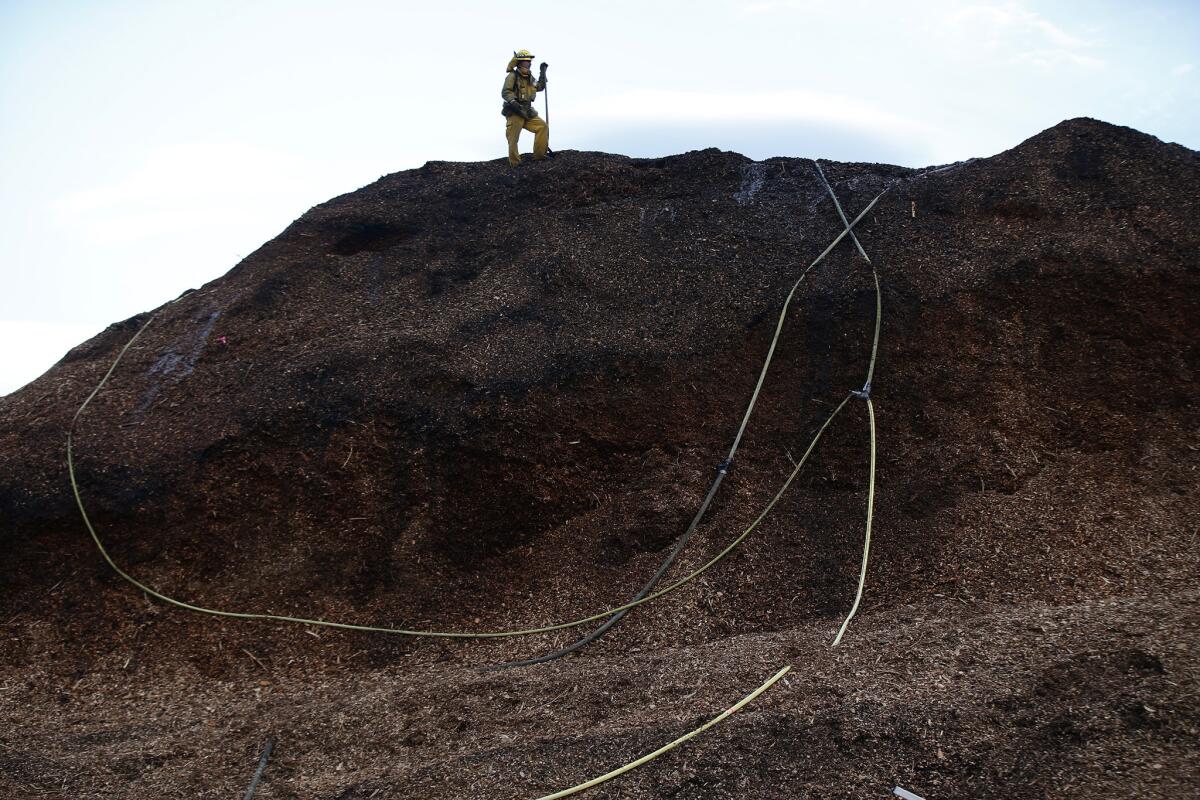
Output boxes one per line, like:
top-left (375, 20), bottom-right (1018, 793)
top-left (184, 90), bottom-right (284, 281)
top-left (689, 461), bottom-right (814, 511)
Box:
top-left (1, 0), bottom-right (1197, 395)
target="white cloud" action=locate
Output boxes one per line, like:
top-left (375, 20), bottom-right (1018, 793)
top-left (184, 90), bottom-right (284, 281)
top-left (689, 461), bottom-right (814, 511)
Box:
top-left (565, 88), bottom-right (932, 137)
top-left (948, 4), bottom-right (1083, 47)
top-left (942, 2), bottom-right (1104, 69)
top-left (1171, 63), bottom-right (1194, 77)
top-left (55, 142), bottom-right (341, 245)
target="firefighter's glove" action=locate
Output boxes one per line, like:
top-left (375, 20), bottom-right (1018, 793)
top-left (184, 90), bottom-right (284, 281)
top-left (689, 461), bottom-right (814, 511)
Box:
top-left (539, 62), bottom-right (548, 74)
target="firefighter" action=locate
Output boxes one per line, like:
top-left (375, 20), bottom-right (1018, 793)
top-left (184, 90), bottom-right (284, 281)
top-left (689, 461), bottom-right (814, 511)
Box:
top-left (502, 50), bottom-right (549, 165)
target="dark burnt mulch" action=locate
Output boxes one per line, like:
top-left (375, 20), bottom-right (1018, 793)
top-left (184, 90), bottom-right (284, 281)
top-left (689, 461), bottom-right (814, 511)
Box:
top-left (1, 117), bottom-right (1197, 798)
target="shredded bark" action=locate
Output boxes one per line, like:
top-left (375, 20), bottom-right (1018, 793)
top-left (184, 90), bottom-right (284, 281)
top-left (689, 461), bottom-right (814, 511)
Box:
top-left (1, 117), bottom-right (1197, 798)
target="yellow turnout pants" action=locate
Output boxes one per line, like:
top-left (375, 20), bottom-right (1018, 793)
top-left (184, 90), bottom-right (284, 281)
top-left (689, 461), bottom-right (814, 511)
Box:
top-left (506, 114), bottom-right (549, 165)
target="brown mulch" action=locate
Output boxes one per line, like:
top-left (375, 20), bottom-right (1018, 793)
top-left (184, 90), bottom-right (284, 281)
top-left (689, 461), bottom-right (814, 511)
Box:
top-left (1, 117), bottom-right (1197, 798)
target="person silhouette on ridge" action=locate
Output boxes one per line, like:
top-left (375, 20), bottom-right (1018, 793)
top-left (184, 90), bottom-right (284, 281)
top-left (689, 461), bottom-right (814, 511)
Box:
top-left (502, 49), bottom-right (549, 166)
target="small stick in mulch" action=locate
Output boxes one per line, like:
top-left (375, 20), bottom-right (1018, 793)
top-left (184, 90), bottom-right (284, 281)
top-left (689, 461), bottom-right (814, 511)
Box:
top-left (242, 648), bottom-right (268, 671)
top-left (243, 738), bottom-right (275, 800)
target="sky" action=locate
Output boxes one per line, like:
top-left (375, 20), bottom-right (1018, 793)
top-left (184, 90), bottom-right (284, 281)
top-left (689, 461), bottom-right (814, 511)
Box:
top-left (1, 0), bottom-right (1197, 395)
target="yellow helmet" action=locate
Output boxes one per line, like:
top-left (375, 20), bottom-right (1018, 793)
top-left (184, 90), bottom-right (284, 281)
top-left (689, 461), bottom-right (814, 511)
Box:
top-left (513, 49), bottom-right (534, 61)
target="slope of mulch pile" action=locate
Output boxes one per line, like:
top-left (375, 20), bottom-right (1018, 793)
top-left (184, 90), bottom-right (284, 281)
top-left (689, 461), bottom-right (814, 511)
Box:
top-left (1, 117), bottom-right (1197, 798)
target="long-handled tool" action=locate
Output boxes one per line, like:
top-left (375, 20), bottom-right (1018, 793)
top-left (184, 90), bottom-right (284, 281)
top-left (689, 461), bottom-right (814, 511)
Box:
top-left (540, 61), bottom-right (553, 156)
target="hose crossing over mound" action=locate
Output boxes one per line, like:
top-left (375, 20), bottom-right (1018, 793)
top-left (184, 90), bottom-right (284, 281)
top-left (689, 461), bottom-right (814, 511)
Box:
top-left (67, 164), bottom-right (890, 797)
top-left (532, 162), bottom-right (886, 798)
top-left (67, 178), bottom-right (885, 647)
